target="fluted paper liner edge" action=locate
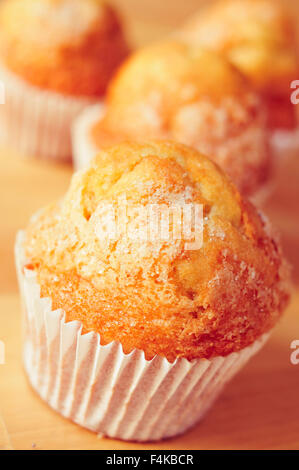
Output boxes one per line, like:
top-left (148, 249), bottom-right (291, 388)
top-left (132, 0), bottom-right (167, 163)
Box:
top-left (15, 231), bottom-right (270, 442)
top-left (252, 128), bottom-right (299, 206)
top-left (72, 103), bottom-right (105, 170)
top-left (0, 63), bottom-right (98, 162)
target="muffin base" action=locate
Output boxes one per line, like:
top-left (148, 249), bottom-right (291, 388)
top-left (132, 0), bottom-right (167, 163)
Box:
top-left (15, 231), bottom-right (270, 442)
top-left (0, 63), bottom-right (98, 162)
top-left (71, 103), bottom-right (104, 169)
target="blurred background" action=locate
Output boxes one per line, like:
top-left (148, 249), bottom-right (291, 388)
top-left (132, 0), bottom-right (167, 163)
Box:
top-left (110, 0), bottom-right (299, 46)
top-left (0, 0), bottom-right (299, 450)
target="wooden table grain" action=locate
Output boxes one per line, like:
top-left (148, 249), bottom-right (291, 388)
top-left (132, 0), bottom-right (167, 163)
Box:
top-left (0, 0), bottom-right (299, 451)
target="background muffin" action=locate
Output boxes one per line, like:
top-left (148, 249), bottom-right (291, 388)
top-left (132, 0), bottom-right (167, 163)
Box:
top-left (0, 0), bottom-right (296, 449)
top-left (24, 141), bottom-right (290, 361)
top-left (0, 0), bottom-right (129, 161)
top-left (178, 0), bottom-right (299, 130)
top-left (74, 41), bottom-right (270, 198)
top-left (0, 0), bottom-right (129, 97)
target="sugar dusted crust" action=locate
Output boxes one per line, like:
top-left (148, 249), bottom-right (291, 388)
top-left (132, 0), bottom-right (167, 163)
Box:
top-left (178, 0), bottom-right (299, 130)
top-left (25, 141), bottom-right (290, 361)
top-left (0, 0), bottom-right (129, 97)
top-left (91, 42), bottom-right (271, 196)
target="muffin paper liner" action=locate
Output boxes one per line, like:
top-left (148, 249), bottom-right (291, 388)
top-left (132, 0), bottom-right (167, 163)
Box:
top-left (270, 129), bottom-right (299, 165)
top-left (0, 63), bottom-right (98, 162)
top-left (72, 103), bottom-right (105, 169)
top-left (15, 231), bottom-right (270, 442)
top-left (251, 128), bottom-right (299, 207)
top-left (270, 128), bottom-right (299, 177)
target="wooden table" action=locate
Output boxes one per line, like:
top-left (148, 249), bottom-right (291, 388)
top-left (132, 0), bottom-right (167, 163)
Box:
top-left (1, 0), bottom-right (299, 451)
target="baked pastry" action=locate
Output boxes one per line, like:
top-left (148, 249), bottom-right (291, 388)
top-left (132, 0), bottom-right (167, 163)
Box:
top-left (0, 0), bottom-right (129, 161)
top-left (16, 141), bottom-right (290, 441)
top-left (73, 41), bottom-right (270, 198)
top-left (178, 0), bottom-right (299, 131)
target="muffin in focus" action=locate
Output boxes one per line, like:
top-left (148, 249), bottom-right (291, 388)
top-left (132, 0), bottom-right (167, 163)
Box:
top-left (0, 0), bottom-right (129, 161)
top-left (73, 41), bottom-right (271, 198)
top-left (16, 141), bottom-right (291, 440)
top-left (178, 0), bottom-right (299, 131)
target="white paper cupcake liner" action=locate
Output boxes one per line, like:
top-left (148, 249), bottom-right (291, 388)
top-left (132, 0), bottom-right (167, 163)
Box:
top-left (0, 63), bottom-right (99, 162)
top-left (251, 128), bottom-right (299, 207)
top-left (15, 231), bottom-right (270, 442)
top-left (270, 128), bottom-right (299, 160)
top-left (71, 103), bottom-right (105, 170)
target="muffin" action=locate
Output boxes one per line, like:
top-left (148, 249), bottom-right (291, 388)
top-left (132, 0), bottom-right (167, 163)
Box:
top-left (72, 41), bottom-right (270, 198)
top-left (16, 141), bottom-right (290, 441)
top-left (0, 0), bottom-right (129, 161)
top-left (178, 0), bottom-right (299, 151)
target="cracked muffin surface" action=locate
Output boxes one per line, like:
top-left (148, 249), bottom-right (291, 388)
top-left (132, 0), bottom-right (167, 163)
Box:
top-left (24, 141), bottom-right (290, 361)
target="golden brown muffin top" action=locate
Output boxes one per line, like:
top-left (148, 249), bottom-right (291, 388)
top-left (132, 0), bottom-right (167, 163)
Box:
top-left (102, 41), bottom-right (257, 135)
top-left (25, 141), bottom-right (290, 361)
top-left (92, 41), bottom-right (270, 196)
top-left (179, 0), bottom-right (298, 128)
top-left (0, 0), bottom-right (129, 96)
